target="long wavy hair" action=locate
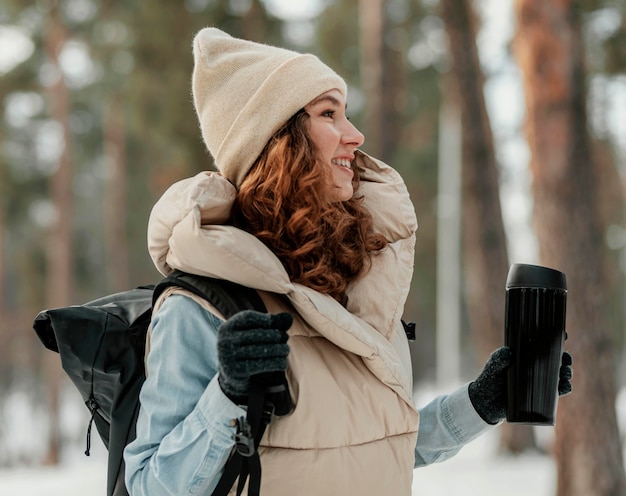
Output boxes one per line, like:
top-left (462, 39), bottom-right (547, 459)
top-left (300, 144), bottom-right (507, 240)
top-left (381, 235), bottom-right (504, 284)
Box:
top-left (231, 110), bottom-right (387, 304)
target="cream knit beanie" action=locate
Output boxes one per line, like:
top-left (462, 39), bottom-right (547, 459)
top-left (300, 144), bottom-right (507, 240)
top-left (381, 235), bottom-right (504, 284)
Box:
top-left (192, 27), bottom-right (347, 188)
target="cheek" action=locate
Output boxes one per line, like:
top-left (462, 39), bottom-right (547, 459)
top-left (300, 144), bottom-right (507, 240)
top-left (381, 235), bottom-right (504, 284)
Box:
top-left (309, 126), bottom-right (338, 158)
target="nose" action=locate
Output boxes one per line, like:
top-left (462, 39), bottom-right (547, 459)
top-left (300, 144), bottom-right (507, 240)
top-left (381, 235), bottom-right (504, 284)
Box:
top-left (342, 119), bottom-right (365, 149)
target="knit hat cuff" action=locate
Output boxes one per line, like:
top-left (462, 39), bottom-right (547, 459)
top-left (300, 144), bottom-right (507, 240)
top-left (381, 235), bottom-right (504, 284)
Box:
top-left (209, 55), bottom-right (347, 187)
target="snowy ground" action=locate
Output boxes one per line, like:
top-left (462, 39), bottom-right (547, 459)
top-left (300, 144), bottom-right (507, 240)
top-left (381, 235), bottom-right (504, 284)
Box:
top-left (0, 427), bottom-right (556, 496)
top-left (3, 383), bottom-right (624, 495)
top-left (412, 428), bottom-right (555, 496)
top-left (0, 383), bottom-right (564, 496)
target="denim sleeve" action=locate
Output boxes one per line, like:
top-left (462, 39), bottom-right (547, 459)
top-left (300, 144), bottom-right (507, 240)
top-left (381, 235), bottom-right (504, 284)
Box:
top-left (124, 294), bottom-right (245, 496)
top-left (414, 384), bottom-right (495, 467)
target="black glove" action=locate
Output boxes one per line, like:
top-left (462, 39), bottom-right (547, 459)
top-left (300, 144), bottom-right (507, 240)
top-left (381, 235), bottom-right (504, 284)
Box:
top-left (558, 351), bottom-right (573, 396)
top-left (468, 347), bottom-right (512, 425)
top-left (217, 310), bottom-right (292, 405)
top-left (468, 346), bottom-right (574, 425)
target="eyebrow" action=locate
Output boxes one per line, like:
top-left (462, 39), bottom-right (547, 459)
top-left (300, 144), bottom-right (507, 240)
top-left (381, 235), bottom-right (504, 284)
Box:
top-left (309, 94), bottom-right (347, 110)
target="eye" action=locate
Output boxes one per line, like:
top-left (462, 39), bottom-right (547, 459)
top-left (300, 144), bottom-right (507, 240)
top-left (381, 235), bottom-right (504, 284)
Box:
top-left (322, 109), bottom-right (335, 118)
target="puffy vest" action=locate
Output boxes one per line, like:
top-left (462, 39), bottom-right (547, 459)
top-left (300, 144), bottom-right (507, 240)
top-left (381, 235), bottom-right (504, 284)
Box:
top-left (148, 150), bottom-right (420, 495)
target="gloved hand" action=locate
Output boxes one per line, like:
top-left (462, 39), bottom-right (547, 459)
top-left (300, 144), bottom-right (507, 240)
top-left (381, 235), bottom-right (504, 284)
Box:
top-left (217, 310), bottom-right (292, 405)
top-left (468, 346), bottom-right (574, 425)
top-left (468, 347), bottom-right (511, 425)
top-left (558, 351), bottom-right (573, 395)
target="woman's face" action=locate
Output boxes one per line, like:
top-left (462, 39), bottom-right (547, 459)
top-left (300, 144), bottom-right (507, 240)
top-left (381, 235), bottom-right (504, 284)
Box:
top-left (304, 89), bottom-right (365, 202)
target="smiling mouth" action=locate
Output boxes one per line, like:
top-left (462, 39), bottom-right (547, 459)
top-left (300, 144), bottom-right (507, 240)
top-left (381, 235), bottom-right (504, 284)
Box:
top-left (331, 158), bottom-right (352, 169)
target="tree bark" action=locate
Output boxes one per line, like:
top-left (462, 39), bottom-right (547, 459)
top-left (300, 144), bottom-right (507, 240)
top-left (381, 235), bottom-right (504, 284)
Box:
top-left (0, 123), bottom-right (5, 320)
top-left (42, 0), bottom-right (74, 466)
top-left (358, 0), bottom-right (385, 160)
top-left (241, 0), bottom-right (265, 42)
top-left (104, 95), bottom-right (130, 292)
top-left (0, 124), bottom-right (8, 395)
top-left (514, 1), bottom-right (626, 494)
top-left (440, 0), bottom-right (535, 453)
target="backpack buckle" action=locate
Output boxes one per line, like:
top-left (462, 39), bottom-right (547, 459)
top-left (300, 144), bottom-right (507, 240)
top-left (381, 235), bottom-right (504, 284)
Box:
top-left (402, 319), bottom-right (416, 341)
top-left (233, 417), bottom-right (255, 457)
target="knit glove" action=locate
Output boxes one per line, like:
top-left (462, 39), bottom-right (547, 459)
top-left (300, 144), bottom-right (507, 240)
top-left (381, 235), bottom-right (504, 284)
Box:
top-left (217, 310), bottom-right (292, 405)
top-left (468, 346), bottom-right (574, 425)
top-left (558, 351), bottom-right (573, 395)
top-left (468, 347), bottom-right (512, 425)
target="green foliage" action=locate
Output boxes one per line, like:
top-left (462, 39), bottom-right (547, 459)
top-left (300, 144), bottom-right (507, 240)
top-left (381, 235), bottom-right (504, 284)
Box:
top-left (0, 0), bottom-right (449, 378)
top-left (1, 0), bottom-right (288, 302)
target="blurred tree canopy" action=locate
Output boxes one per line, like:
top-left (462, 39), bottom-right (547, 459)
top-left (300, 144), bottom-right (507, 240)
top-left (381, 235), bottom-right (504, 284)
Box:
top-left (0, 0), bottom-right (449, 390)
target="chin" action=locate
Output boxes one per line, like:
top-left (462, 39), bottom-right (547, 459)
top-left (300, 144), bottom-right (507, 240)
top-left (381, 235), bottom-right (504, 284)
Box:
top-left (336, 191), bottom-right (354, 202)
top-left (326, 183), bottom-right (354, 202)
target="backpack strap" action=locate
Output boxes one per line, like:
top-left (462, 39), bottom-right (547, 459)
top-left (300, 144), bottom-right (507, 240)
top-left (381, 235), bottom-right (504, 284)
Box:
top-left (152, 270), bottom-right (284, 496)
top-left (153, 270), bottom-right (266, 318)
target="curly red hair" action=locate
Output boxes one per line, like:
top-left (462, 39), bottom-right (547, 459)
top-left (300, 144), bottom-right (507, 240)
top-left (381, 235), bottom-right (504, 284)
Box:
top-left (231, 110), bottom-right (387, 304)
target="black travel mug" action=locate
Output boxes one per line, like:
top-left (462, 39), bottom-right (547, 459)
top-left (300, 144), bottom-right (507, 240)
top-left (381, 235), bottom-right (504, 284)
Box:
top-left (505, 263), bottom-right (567, 425)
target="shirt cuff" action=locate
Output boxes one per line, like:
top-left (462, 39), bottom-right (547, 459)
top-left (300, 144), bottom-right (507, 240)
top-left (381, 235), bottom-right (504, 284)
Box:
top-left (194, 376), bottom-right (247, 434)
top-left (440, 383), bottom-right (495, 444)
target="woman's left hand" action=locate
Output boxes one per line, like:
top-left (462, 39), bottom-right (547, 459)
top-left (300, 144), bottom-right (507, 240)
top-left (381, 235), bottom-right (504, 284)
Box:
top-left (468, 346), bottom-right (573, 425)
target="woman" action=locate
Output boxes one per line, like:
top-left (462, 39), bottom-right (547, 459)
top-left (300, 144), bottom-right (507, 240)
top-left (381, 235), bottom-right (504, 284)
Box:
top-left (124, 28), bottom-right (571, 495)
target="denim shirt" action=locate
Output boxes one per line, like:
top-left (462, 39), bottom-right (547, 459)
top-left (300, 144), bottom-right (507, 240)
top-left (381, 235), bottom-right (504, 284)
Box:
top-left (124, 295), bottom-right (491, 495)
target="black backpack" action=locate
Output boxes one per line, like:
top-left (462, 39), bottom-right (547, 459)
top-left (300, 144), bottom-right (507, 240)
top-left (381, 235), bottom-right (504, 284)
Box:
top-left (33, 270), bottom-right (287, 496)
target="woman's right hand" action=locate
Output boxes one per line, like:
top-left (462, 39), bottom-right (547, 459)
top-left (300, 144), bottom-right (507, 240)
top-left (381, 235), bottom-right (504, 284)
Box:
top-left (216, 310), bottom-right (292, 405)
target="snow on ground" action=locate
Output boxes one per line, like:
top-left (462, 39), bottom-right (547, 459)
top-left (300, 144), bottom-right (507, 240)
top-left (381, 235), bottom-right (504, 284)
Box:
top-left (0, 460), bottom-right (106, 496)
top-left (0, 428), bottom-right (556, 496)
top-left (413, 428), bottom-right (555, 496)
top-left (4, 384), bottom-right (624, 495)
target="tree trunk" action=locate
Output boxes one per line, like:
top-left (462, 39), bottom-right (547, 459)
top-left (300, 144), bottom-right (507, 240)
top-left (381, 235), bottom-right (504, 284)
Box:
top-left (440, 0), bottom-right (535, 453)
top-left (436, 78), bottom-right (462, 387)
top-left (358, 0), bottom-right (385, 160)
top-left (0, 124), bottom-right (5, 319)
top-left (42, 0), bottom-right (74, 466)
top-left (104, 95), bottom-right (130, 292)
top-left (0, 127), bottom-right (7, 392)
top-left (241, 0), bottom-right (265, 42)
top-left (514, 1), bottom-right (626, 494)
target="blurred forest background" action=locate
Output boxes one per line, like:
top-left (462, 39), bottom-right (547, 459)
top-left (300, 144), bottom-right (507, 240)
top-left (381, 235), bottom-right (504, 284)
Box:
top-left (1, 0), bottom-right (626, 495)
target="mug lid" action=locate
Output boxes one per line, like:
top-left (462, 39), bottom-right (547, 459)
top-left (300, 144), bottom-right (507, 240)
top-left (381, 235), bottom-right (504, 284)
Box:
top-left (506, 263), bottom-right (567, 290)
